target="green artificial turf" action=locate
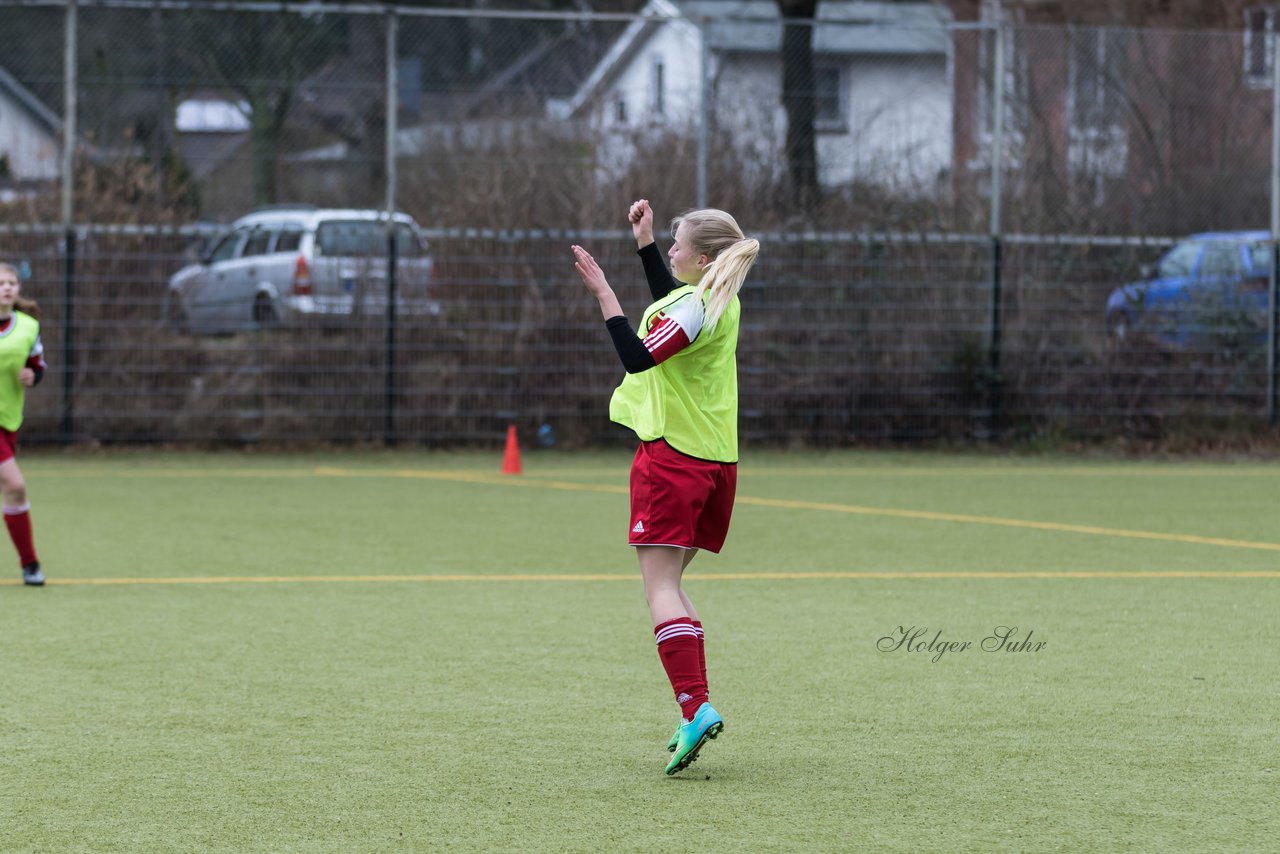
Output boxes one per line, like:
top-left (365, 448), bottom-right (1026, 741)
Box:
top-left (1, 450), bottom-right (1277, 852)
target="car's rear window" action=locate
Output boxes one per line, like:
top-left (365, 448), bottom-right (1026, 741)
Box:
top-left (1248, 242), bottom-right (1271, 276)
top-left (276, 225), bottom-right (305, 253)
top-left (395, 225), bottom-right (423, 258)
top-left (316, 221), bottom-right (422, 257)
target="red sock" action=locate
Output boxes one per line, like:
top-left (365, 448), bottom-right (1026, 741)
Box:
top-left (654, 617), bottom-right (708, 720)
top-left (693, 620), bottom-right (707, 696)
top-left (4, 503), bottom-right (38, 566)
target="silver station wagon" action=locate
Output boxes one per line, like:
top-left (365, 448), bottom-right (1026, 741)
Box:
top-left (166, 207), bottom-right (435, 333)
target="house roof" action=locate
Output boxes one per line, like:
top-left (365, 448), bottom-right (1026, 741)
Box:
top-left (460, 18), bottom-right (632, 117)
top-left (0, 64), bottom-right (62, 136)
top-left (288, 15), bottom-right (631, 162)
top-left (550, 0), bottom-right (689, 119)
top-left (552, 0), bottom-right (951, 118)
top-left (678, 1), bottom-right (952, 55)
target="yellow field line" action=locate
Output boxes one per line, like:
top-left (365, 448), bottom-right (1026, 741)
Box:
top-left (312, 467), bottom-right (1280, 554)
top-left (38, 469), bottom-right (321, 478)
top-left (3, 569), bottom-right (1278, 587)
top-left (741, 465), bottom-right (1280, 477)
top-left (522, 466), bottom-right (1280, 479)
top-left (731, 495), bottom-right (1280, 552)
top-left (36, 465), bottom-right (1280, 480)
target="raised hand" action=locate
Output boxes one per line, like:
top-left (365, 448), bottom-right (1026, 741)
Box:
top-left (628, 199), bottom-right (655, 248)
top-left (573, 244), bottom-right (625, 320)
top-left (572, 245), bottom-right (611, 297)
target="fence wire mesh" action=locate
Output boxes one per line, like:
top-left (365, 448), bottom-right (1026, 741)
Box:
top-left (0, 1), bottom-right (1277, 446)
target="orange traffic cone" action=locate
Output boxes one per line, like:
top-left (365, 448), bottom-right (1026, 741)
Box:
top-left (502, 424), bottom-right (523, 475)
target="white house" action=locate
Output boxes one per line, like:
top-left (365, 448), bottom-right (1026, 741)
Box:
top-left (0, 65), bottom-right (62, 182)
top-left (549, 0), bottom-right (954, 193)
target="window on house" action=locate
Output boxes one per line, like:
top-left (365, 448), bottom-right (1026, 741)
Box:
top-left (976, 25), bottom-right (1027, 168)
top-left (814, 66), bottom-right (843, 127)
top-left (1070, 29), bottom-right (1128, 130)
top-left (1071, 31), bottom-right (1098, 127)
top-left (1245, 7), bottom-right (1277, 84)
top-left (615, 98), bottom-right (628, 124)
top-left (653, 61), bottom-right (665, 116)
top-left (1067, 27), bottom-right (1128, 181)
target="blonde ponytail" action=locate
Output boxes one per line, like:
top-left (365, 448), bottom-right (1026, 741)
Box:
top-left (695, 238), bottom-right (759, 334)
top-left (670, 209), bottom-right (760, 335)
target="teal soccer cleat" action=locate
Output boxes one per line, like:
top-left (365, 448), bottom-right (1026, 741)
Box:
top-left (664, 703), bottom-right (723, 776)
top-left (669, 693), bottom-right (711, 752)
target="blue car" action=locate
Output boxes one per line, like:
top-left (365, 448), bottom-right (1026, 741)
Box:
top-left (1105, 231), bottom-right (1274, 347)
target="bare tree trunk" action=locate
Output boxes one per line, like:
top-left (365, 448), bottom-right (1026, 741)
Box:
top-left (247, 87), bottom-right (293, 206)
top-left (777, 0), bottom-right (819, 210)
top-left (353, 17), bottom-right (387, 201)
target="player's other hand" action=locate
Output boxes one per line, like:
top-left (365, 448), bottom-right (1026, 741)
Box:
top-left (629, 199), bottom-right (654, 247)
top-left (17, 368), bottom-right (34, 388)
top-left (572, 245), bottom-right (612, 298)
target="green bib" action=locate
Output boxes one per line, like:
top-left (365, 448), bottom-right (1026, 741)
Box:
top-left (0, 311), bottom-right (40, 431)
top-left (609, 287), bottom-right (740, 463)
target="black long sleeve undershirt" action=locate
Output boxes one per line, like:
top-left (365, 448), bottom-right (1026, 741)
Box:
top-left (638, 241), bottom-right (679, 301)
top-left (605, 316), bottom-right (656, 374)
top-left (600, 242), bottom-right (683, 373)
top-left (31, 367), bottom-right (43, 386)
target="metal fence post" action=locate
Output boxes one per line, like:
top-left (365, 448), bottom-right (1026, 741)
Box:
top-left (696, 15), bottom-right (710, 209)
top-left (61, 0), bottom-right (78, 443)
top-left (385, 7), bottom-right (400, 446)
top-left (987, 21), bottom-right (1005, 436)
top-left (1270, 31), bottom-right (1280, 425)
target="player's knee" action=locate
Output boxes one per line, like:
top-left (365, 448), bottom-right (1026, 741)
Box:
top-left (3, 482), bottom-right (27, 506)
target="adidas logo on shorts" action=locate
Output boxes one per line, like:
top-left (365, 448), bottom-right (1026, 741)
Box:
top-left (632, 520), bottom-right (645, 533)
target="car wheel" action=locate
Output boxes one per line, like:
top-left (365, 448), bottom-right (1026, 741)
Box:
top-left (253, 294), bottom-right (280, 328)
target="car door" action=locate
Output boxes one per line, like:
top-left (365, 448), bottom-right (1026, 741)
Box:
top-left (1190, 241), bottom-right (1245, 342)
top-left (221, 226), bottom-right (274, 328)
top-left (190, 228), bottom-right (248, 332)
top-left (1139, 240), bottom-right (1202, 344)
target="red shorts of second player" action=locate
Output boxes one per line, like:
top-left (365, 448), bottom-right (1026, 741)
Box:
top-left (629, 438), bottom-right (738, 553)
top-left (0, 429), bottom-right (18, 464)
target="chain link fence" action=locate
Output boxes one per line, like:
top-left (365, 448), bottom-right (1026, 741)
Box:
top-left (0, 1), bottom-right (1278, 446)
